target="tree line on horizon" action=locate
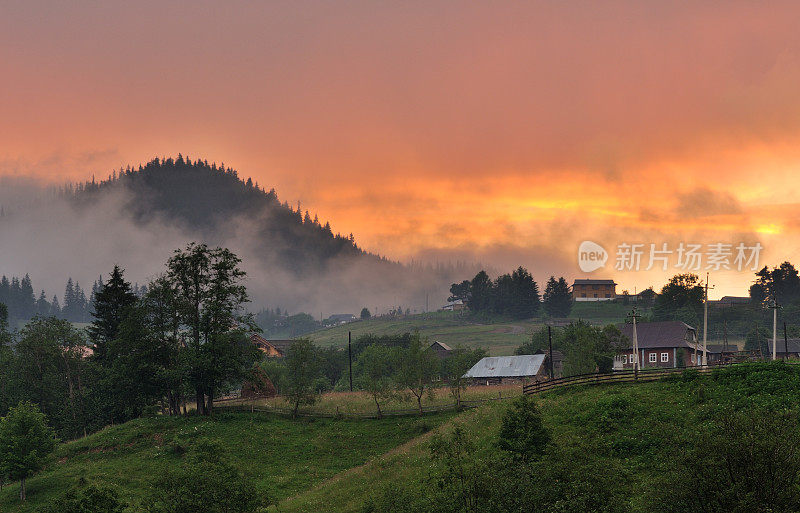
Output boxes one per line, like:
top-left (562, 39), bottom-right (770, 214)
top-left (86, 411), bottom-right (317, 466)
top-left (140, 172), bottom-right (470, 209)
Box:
top-left (0, 273), bottom-right (148, 325)
top-left (449, 269), bottom-right (572, 320)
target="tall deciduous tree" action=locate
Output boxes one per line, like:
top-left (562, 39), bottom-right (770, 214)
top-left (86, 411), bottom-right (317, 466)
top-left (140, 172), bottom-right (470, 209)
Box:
top-left (0, 401), bottom-right (58, 501)
top-left (394, 334), bottom-right (439, 415)
top-left (167, 243), bottom-right (256, 415)
top-left (354, 344), bottom-right (395, 417)
top-left (284, 339), bottom-right (321, 417)
top-left (13, 317), bottom-right (88, 439)
top-left (441, 346), bottom-right (486, 407)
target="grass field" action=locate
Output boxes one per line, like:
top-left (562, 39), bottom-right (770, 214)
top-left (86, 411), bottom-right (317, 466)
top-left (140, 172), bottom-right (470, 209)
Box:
top-left (277, 362), bottom-right (800, 512)
top-left (2, 363), bottom-right (794, 512)
top-left (306, 302), bottom-right (644, 355)
top-left (223, 384), bottom-right (521, 415)
top-left (0, 409), bottom-right (458, 512)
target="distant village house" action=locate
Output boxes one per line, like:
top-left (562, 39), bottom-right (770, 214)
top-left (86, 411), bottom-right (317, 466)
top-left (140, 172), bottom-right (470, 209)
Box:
top-left (572, 279), bottom-right (616, 301)
top-left (325, 313), bottom-right (357, 325)
top-left (428, 341), bottom-right (452, 359)
top-left (440, 299), bottom-right (466, 311)
top-left (615, 320), bottom-right (705, 369)
top-left (250, 334), bottom-right (293, 358)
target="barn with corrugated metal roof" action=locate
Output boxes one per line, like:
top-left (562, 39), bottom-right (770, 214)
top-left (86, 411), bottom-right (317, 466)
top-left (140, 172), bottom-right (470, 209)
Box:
top-left (463, 354), bottom-right (548, 384)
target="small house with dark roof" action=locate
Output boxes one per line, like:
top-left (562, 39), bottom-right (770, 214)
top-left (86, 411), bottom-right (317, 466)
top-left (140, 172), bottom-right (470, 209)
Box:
top-left (250, 334), bottom-right (294, 358)
top-left (428, 341), bottom-right (452, 359)
top-left (572, 279), bottom-right (616, 301)
top-left (615, 320), bottom-right (705, 369)
top-left (535, 349), bottom-right (564, 378)
top-left (771, 339), bottom-right (800, 359)
top-left (706, 344), bottom-right (739, 363)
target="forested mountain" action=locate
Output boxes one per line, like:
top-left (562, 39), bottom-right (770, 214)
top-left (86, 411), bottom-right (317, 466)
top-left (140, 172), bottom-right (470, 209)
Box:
top-left (0, 157), bottom-right (475, 316)
top-left (68, 156), bottom-right (377, 274)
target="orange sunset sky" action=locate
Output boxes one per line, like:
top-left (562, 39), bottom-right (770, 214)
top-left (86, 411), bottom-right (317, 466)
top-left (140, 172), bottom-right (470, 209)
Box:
top-left (3, 1), bottom-right (800, 298)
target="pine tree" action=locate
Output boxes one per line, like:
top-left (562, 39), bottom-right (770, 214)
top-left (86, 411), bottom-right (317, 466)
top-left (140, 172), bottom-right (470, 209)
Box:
top-left (50, 295), bottom-right (61, 318)
top-left (543, 276), bottom-right (573, 318)
top-left (63, 278), bottom-right (75, 321)
top-left (36, 290), bottom-right (50, 316)
top-left (20, 275), bottom-right (36, 320)
top-left (87, 266), bottom-right (137, 361)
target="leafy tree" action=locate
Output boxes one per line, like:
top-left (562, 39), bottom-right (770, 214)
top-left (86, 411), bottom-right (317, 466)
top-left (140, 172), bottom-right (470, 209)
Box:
top-left (13, 317), bottom-right (88, 438)
top-left (653, 274), bottom-right (704, 322)
top-left (360, 307), bottom-right (371, 320)
top-left (515, 326), bottom-right (562, 356)
top-left (638, 287), bottom-right (656, 306)
top-left (751, 262), bottom-right (800, 306)
top-left (145, 440), bottom-right (267, 513)
top-left (87, 265), bottom-right (137, 362)
top-left (497, 396), bottom-right (550, 463)
top-left (441, 346), bottom-right (485, 406)
top-left (284, 339), bottom-right (321, 417)
top-left (354, 344), bottom-right (395, 417)
top-left (448, 280), bottom-right (471, 303)
top-left (543, 276), bottom-right (572, 317)
top-left (428, 425), bottom-right (487, 511)
top-left (0, 304), bottom-right (12, 415)
top-left (167, 243), bottom-right (256, 415)
top-left (0, 401), bottom-right (58, 501)
top-left (744, 326), bottom-right (771, 355)
top-left (41, 482), bottom-right (127, 513)
top-left (561, 321), bottom-right (627, 376)
top-left (467, 271), bottom-right (493, 312)
top-left (652, 408), bottom-right (800, 513)
top-left (394, 334), bottom-right (439, 414)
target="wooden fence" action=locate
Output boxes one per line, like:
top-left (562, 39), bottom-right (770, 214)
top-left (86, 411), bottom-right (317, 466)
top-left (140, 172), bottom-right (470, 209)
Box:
top-left (522, 363), bottom-right (731, 396)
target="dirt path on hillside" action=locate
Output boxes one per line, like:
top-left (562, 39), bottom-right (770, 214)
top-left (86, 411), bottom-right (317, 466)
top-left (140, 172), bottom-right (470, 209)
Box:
top-left (276, 411), bottom-right (473, 509)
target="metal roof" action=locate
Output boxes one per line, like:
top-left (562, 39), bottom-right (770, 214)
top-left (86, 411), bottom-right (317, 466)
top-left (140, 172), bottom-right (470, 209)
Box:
top-left (573, 279), bottom-right (617, 285)
top-left (463, 355), bottom-right (545, 378)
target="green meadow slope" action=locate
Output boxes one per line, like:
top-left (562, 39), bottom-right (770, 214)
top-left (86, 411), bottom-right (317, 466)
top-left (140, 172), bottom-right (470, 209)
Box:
top-left (307, 303), bottom-right (636, 355)
top-left (6, 362), bottom-right (792, 513)
top-left (279, 362), bottom-right (800, 512)
top-left (0, 410), bottom-right (456, 512)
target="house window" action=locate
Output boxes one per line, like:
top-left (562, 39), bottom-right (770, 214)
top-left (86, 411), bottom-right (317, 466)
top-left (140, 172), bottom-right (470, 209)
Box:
top-left (622, 355), bottom-right (627, 364)
top-left (630, 354), bottom-right (636, 364)
top-left (649, 353), bottom-right (657, 363)
top-left (593, 293), bottom-right (598, 298)
top-left (661, 352), bottom-right (669, 362)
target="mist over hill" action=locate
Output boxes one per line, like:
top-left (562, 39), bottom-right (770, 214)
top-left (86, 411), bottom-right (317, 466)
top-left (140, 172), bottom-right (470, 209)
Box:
top-left (0, 157), bottom-right (478, 316)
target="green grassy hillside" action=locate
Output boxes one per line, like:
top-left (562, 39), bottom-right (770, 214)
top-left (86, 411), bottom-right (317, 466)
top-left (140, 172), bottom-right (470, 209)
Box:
top-left (306, 303), bottom-right (640, 355)
top-left (0, 410), bottom-right (456, 512)
top-left (280, 362), bottom-right (800, 512)
top-left (6, 362), bottom-right (790, 513)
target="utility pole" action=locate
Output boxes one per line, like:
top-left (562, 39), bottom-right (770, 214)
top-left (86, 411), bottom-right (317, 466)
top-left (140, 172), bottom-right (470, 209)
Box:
top-left (628, 308), bottom-right (641, 379)
top-left (548, 325), bottom-right (554, 379)
top-left (348, 331), bottom-right (353, 392)
top-left (702, 273), bottom-right (714, 366)
top-left (723, 319), bottom-right (728, 364)
top-left (769, 301), bottom-right (781, 361)
top-left (784, 322), bottom-right (789, 360)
